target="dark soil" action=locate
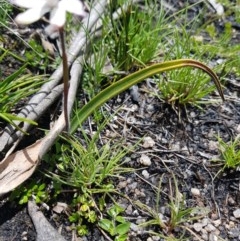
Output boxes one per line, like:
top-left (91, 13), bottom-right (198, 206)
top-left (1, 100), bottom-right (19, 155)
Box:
top-left (0, 1), bottom-right (240, 241)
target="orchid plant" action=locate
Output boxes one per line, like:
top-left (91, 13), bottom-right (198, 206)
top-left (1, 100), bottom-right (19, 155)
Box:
top-left (10, 0), bottom-right (86, 131)
top-left (1, 0), bottom-right (226, 208)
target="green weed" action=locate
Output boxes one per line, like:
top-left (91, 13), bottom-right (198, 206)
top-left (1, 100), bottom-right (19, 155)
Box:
top-left (43, 127), bottom-right (134, 235)
top-left (217, 136), bottom-right (240, 170)
top-left (98, 204), bottom-right (131, 241)
top-left (48, 134), bottom-right (133, 189)
top-left (137, 174), bottom-right (208, 239)
top-left (106, 0), bottom-right (166, 71)
top-left (0, 0), bottom-right (12, 26)
top-left (154, 27), bottom-right (223, 107)
top-left (0, 63), bottom-right (45, 130)
top-left (69, 193), bottom-right (98, 236)
top-left (9, 182), bottom-right (49, 205)
top-left (25, 38), bottom-right (54, 72)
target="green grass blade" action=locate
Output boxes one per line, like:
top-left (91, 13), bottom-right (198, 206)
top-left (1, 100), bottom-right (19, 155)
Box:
top-left (0, 113), bottom-right (37, 134)
top-left (70, 59), bottom-right (224, 133)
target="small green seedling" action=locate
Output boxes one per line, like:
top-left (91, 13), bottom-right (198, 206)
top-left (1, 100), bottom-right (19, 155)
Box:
top-left (46, 131), bottom-right (133, 191)
top-left (167, 175), bottom-right (197, 233)
top-left (10, 182), bottom-right (49, 204)
top-left (69, 193), bottom-right (97, 236)
top-left (137, 174), bottom-right (208, 239)
top-left (217, 136), bottom-right (240, 170)
top-left (98, 204), bottom-right (131, 241)
top-left (25, 39), bottom-right (53, 72)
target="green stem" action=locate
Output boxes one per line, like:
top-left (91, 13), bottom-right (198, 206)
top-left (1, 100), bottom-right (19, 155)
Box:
top-left (59, 28), bottom-right (69, 131)
top-left (70, 59), bottom-right (224, 134)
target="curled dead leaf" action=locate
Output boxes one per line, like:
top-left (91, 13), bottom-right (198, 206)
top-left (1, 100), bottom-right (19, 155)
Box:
top-left (0, 139), bottom-right (42, 195)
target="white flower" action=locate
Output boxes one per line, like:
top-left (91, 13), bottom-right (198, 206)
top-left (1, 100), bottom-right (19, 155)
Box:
top-left (11, 0), bottom-right (86, 26)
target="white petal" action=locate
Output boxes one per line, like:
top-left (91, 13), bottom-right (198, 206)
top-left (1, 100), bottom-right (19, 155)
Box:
top-left (45, 0), bottom-right (60, 8)
top-left (15, 6), bottom-right (50, 25)
top-left (59, 0), bottom-right (86, 16)
top-left (45, 24), bottom-right (59, 38)
top-left (49, 6), bottom-right (66, 27)
top-left (10, 0), bottom-right (47, 9)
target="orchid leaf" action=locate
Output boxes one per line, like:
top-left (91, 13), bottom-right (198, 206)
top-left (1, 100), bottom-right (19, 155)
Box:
top-left (70, 59), bottom-right (224, 133)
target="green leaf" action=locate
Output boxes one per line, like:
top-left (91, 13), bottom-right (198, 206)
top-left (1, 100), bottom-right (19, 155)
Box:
top-left (77, 225), bottom-right (88, 236)
top-left (98, 219), bottom-right (114, 232)
top-left (19, 195), bottom-right (28, 204)
top-left (0, 113), bottom-right (37, 134)
top-left (108, 205), bottom-right (124, 218)
top-left (88, 210), bottom-right (97, 223)
top-left (38, 183), bottom-right (46, 191)
top-left (115, 234), bottom-right (128, 241)
top-left (35, 196), bottom-right (41, 203)
top-left (69, 213), bottom-right (79, 222)
top-left (116, 216), bottom-right (126, 223)
top-left (71, 59), bottom-right (224, 134)
top-left (115, 222), bottom-right (131, 235)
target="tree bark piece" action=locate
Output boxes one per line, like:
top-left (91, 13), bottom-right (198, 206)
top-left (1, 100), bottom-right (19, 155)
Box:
top-left (28, 201), bottom-right (67, 241)
top-left (0, 0), bottom-right (108, 196)
top-left (0, 0), bottom-right (107, 152)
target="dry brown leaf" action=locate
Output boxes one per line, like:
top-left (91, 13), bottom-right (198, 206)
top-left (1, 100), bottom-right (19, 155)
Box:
top-left (0, 139), bottom-right (42, 195)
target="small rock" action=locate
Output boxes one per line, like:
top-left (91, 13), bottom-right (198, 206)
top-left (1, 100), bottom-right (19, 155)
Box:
top-left (208, 0), bottom-right (224, 15)
top-left (126, 205), bottom-right (133, 215)
top-left (208, 140), bottom-right (218, 151)
top-left (52, 202), bottom-right (68, 214)
top-left (118, 181), bottom-right (128, 189)
top-left (139, 154), bottom-right (151, 166)
top-left (229, 228), bottom-right (240, 238)
top-left (202, 218), bottom-right (209, 227)
top-left (130, 85), bottom-right (139, 102)
top-left (193, 222), bottom-right (203, 232)
top-left (130, 223), bottom-right (139, 232)
top-left (142, 136), bottom-right (155, 148)
top-left (172, 142), bottom-right (181, 151)
top-left (191, 188), bottom-right (201, 196)
top-left (127, 116), bottom-right (136, 124)
top-left (21, 231), bottom-right (28, 241)
top-left (233, 209), bottom-right (240, 218)
top-left (132, 210), bottom-right (139, 216)
top-left (228, 221), bottom-right (235, 229)
top-left (126, 178), bottom-right (132, 183)
top-left (212, 219), bottom-right (221, 227)
top-left (190, 111), bottom-right (196, 118)
top-left (201, 229), bottom-right (208, 241)
top-left (211, 213), bottom-right (218, 220)
top-left (134, 188), bottom-right (145, 197)
top-left (129, 182), bottom-right (138, 190)
top-left (146, 104), bottom-right (155, 112)
top-left (21, 231), bottom-right (28, 237)
top-left (209, 233), bottom-right (218, 241)
top-left (205, 223), bottom-right (216, 232)
top-left (142, 170), bottom-right (150, 179)
top-left (136, 217), bottom-right (146, 225)
top-left (228, 196), bottom-right (236, 205)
